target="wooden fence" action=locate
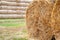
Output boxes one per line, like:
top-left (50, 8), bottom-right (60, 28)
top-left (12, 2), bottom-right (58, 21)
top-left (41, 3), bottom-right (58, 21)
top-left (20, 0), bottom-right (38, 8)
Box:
top-left (0, 0), bottom-right (32, 19)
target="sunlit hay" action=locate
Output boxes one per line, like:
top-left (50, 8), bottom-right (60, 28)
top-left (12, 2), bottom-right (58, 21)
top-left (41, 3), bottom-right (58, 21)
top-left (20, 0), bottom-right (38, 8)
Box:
top-left (51, 0), bottom-right (60, 40)
top-left (26, 0), bottom-right (56, 40)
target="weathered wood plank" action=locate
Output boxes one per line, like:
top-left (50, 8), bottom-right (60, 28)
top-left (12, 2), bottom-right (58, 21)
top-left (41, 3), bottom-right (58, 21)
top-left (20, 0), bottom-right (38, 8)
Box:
top-left (0, 14), bottom-right (25, 18)
top-left (0, 1), bottom-right (29, 6)
top-left (0, 6), bottom-right (27, 10)
top-left (1, 0), bottom-right (31, 3)
top-left (0, 10), bottom-right (26, 14)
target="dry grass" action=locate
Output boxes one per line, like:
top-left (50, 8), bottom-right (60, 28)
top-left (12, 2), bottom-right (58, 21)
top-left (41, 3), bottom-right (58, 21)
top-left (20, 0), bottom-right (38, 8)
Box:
top-left (0, 27), bottom-right (28, 40)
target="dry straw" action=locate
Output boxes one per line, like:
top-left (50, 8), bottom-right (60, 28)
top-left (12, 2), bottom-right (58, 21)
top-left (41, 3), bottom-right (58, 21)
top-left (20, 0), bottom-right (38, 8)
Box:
top-left (26, 0), bottom-right (60, 40)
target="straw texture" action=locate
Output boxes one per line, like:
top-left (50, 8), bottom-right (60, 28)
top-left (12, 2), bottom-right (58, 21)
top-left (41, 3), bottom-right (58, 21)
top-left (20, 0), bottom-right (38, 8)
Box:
top-left (26, 0), bottom-right (60, 40)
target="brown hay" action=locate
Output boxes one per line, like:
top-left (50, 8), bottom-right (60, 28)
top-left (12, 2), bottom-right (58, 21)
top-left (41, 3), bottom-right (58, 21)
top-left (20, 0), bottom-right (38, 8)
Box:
top-left (26, 0), bottom-right (60, 40)
top-left (51, 0), bottom-right (60, 40)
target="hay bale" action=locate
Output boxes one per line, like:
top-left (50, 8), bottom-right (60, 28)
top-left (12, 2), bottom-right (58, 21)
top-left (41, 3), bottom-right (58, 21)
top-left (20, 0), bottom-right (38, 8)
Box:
top-left (26, 0), bottom-right (56, 40)
top-left (51, 0), bottom-right (60, 40)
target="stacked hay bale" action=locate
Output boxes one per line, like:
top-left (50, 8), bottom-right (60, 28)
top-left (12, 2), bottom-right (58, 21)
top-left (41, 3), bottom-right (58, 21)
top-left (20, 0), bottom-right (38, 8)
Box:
top-left (26, 0), bottom-right (60, 40)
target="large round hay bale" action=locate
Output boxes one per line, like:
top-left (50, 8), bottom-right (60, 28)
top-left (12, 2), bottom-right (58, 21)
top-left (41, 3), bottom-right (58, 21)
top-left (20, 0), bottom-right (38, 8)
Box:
top-left (26, 0), bottom-right (60, 40)
top-left (26, 0), bottom-right (58, 40)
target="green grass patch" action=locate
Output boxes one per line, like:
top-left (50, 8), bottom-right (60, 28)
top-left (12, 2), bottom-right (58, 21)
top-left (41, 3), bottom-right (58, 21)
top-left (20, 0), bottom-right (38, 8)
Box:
top-left (22, 29), bottom-right (27, 33)
top-left (0, 19), bottom-right (26, 27)
top-left (13, 38), bottom-right (28, 40)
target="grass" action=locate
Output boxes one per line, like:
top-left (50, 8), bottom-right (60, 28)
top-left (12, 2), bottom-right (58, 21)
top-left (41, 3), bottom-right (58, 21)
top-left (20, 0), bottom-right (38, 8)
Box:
top-left (0, 19), bottom-right (26, 27)
top-left (0, 29), bottom-right (28, 40)
top-left (0, 19), bottom-right (28, 40)
top-left (13, 38), bottom-right (28, 40)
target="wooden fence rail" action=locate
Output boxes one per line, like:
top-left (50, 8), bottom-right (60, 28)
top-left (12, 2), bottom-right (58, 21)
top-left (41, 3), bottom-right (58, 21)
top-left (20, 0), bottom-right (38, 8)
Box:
top-left (0, 0), bottom-right (32, 19)
top-left (1, 0), bottom-right (32, 3)
top-left (0, 14), bottom-right (25, 19)
top-left (0, 1), bottom-right (29, 6)
top-left (0, 6), bottom-right (27, 10)
top-left (0, 10), bottom-right (26, 14)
